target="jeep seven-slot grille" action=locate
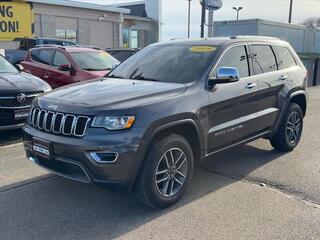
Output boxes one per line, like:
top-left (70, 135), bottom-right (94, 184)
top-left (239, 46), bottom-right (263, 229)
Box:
top-left (29, 107), bottom-right (90, 137)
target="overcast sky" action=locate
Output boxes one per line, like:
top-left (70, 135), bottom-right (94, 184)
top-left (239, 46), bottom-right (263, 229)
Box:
top-left (76, 0), bottom-right (320, 40)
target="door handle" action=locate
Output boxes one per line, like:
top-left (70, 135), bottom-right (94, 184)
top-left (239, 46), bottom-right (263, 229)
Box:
top-left (245, 82), bottom-right (257, 89)
top-left (279, 75), bottom-right (288, 81)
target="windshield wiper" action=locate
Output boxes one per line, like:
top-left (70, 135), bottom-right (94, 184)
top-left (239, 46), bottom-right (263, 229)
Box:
top-left (83, 68), bottom-right (111, 71)
top-left (129, 76), bottom-right (159, 82)
top-left (107, 74), bottom-right (125, 79)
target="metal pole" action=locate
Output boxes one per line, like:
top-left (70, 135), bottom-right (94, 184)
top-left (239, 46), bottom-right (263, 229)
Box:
top-left (237, 10), bottom-right (239, 21)
top-left (313, 58), bottom-right (319, 86)
top-left (200, 2), bottom-right (205, 38)
top-left (187, 0), bottom-right (191, 38)
top-left (288, 0), bottom-right (293, 23)
top-left (208, 10), bottom-right (214, 37)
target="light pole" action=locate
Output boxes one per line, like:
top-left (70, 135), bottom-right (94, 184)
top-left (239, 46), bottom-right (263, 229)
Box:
top-left (200, 0), bottom-right (205, 38)
top-left (288, 0), bottom-right (293, 23)
top-left (187, 0), bottom-right (192, 38)
top-left (232, 6), bottom-right (243, 21)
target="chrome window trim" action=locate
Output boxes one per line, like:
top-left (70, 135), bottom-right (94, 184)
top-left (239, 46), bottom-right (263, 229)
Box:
top-left (209, 41), bottom-right (301, 82)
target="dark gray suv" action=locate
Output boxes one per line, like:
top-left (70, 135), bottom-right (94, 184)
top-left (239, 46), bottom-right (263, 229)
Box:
top-left (23, 37), bottom-right (307, 209)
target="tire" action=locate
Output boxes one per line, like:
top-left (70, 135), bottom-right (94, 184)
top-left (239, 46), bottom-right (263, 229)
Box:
top-left (135, 134), bottom-right (194, 209)
top-left (270, 102), bottom-right (303, 151)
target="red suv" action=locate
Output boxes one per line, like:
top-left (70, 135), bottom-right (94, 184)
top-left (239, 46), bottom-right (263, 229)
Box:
top-left (21, 47), bottom-right (119, 88)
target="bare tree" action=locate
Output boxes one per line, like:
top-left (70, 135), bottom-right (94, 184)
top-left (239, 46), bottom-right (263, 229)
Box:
top-left (301, 17), bottom-right (320, 27)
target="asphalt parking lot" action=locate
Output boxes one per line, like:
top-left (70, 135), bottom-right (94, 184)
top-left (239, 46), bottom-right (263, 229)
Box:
top-left (1, 86), bottom-right (320, 240)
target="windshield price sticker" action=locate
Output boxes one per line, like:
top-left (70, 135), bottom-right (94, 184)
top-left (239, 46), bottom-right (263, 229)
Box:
top-left (190, 46), bottom-right (216, 52)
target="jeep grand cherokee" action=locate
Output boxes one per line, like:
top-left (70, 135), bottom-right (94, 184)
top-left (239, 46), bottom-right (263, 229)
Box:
top-left (23, 37), bottom-right (307, 209)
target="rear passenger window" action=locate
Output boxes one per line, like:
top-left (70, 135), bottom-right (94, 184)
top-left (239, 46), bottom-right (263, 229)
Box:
top-left (53, 51), bottom-right (69, 67)
top-left (273, 45), bottom-right (297, 70)
top-left (215, 46), bottom-right (250, 78)
top-left (250, 45), bottom-right (277, 74)
top-left (37, 50), bottom-right (54, 65)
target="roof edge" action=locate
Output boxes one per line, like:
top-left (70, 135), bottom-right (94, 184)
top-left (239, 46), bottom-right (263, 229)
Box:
top-left (27, 0), bottom-right (130, 14)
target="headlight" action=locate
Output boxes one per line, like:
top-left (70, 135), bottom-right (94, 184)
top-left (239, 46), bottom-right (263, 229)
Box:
top-left (92, 116), bottom-right (135, 130)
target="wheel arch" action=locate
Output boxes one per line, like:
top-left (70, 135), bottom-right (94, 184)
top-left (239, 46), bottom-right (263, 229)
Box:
top-left (270, 89), bottom-right (307, 138)
top-left (130, 117), bottom-right (206, 190)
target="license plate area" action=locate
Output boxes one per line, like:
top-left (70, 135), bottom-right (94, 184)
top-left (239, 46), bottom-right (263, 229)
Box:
top-left (14, 109), bottom-right (30, 120)
top-left (32, 138), bottom-right (51, 160)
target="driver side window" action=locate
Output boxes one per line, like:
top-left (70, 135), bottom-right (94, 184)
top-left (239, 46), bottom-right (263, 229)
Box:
top-left (214, 45), bottom-right (250, 79)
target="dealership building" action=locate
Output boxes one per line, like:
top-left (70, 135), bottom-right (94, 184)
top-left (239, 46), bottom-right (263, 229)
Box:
top-left (0, 0), bottom-right (161, 49)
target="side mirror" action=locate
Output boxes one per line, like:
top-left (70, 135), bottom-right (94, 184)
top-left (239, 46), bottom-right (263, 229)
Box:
top-left (208, 67), bottom-right (240, 88)
top-left (58, 64), bottom-right (72, 71)
top-left (15, 64), bottom-right (24, 71)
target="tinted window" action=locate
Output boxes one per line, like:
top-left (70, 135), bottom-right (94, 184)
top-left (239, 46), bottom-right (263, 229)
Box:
top-left (42, 40), bottom-right (63, 46)
top-left (37, 50), bottom-right (54, 65)
top-left (250, 45), bottom-right (277, 74)
top-left (273, 45), bottom-right (297, 70)
top-left (109, 51), bottom-right (136, 62)
top-left (215, 46), bottom-right (249, 78)
top-left (71, 51), bottom-right (119, 71)
top-left (62, 41), bottom-right (77, 46)
top-left (53, 51), bottom-right (69, 67)
top-left (109, 45), bottom-right (217, 83)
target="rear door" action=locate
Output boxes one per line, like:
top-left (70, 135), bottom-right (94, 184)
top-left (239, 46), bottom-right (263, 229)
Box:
top-left (250, 44), bottom-right (298, 132)
top-left (21, 49), bottom-right (55, 85)
top-left (207, 44), bottom-right (260, 152)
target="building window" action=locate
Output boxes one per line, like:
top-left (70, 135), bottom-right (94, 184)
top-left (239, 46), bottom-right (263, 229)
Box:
top-left (122, 29), bottom-right (139, 48)
top-left (131, 30), bottom-right (138, 48)
top-left (56, 29), bottom-right (77, 42)
top-left (123, 28), bottom-right (130, 48)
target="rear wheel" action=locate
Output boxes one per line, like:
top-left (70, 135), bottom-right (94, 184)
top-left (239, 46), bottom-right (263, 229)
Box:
top-left (135, 134), bottom-right (194, 209)
top-left (270, 103), bottom-right (303, 151)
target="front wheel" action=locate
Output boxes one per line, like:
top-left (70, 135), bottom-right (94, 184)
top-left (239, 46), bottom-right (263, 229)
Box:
top-left (270, 103), bottom-right (303, 151)
top-left (135, 134), bottom-right (194, 209)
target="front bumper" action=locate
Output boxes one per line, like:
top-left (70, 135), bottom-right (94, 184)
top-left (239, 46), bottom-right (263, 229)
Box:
top-left (23, 124), bottom-right (147, 188)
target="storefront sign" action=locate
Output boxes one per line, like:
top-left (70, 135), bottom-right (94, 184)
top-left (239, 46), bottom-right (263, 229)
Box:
top-left (0, 2), bottom-right (34, 41)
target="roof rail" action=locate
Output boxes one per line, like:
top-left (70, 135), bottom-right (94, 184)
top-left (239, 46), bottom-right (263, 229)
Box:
top-left (35, 44), bottom-right (66, 49)
top-left (230, 35), bottom-right (280, 40)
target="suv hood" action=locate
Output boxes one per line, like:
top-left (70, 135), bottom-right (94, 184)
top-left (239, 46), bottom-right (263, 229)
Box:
top-left (38, 78), bottom-right (187, 111)
top-left (0, 72), bottom-right (49, 94)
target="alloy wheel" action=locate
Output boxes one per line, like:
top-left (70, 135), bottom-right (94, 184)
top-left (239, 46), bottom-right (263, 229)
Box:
top-left (286, 111), bottom-right (301, 144)
top-left (155, 148), bottom-right (188, 197)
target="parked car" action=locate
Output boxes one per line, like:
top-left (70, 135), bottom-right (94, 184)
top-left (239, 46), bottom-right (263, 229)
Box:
top-left (23, 36), bottom-right (307, 209)
top-left (21, 46), bottom-right (120, 88)
top-left (0, 55), bottom-right (51, 131)
top-left (105, 48), bottom-right (139, 62)
top-left (5, 37), bottom-right (78, 65)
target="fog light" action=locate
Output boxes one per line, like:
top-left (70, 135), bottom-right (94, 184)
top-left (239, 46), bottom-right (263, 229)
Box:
top-left (90, 152), bottom-right (118, 163)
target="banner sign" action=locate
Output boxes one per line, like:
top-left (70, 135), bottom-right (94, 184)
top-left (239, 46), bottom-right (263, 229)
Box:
top-left (0, 1), bottom-right (34, 41)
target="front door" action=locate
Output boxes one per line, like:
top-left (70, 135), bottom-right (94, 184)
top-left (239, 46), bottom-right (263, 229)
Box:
top-left (207, 45), bottom-right (260, 153)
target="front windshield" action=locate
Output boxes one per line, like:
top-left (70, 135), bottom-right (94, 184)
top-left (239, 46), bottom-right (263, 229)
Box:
top-left (0, 55), bottom-right (19, 74)
top-left (71, 51), bottom-right (120, 71)
top-left (108, 44), bottom-right (217, 83)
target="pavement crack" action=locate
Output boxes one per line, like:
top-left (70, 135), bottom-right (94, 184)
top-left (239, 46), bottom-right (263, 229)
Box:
top-left (202, 168), bottom-right (320, 209)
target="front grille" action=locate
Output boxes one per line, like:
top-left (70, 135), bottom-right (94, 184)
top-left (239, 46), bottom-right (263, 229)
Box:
top-left (0, 91), bottom-right (43, 109)
top-left (29, 107), bottom-right (90, 137)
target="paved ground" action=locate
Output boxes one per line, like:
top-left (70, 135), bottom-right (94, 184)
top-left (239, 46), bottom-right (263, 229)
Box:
top-left (0, 86), bottom-right (320, 240)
